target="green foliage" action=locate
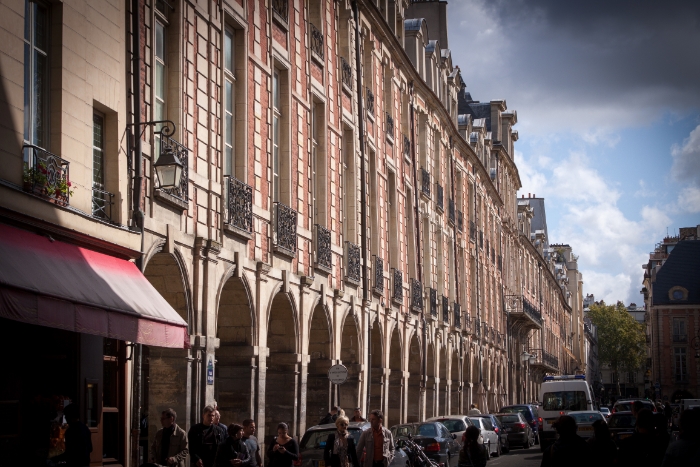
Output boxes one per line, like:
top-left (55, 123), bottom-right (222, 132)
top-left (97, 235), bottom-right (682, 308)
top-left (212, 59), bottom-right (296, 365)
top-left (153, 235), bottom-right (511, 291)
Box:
top-left (589, 301), bottom-right (646, 393)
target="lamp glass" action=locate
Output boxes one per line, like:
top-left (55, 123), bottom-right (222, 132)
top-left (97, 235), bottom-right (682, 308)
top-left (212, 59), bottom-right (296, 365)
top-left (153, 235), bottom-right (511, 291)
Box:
top-left (154, 146), bottom-right (183, 189)
top-left (521, 351), bottom-right (530, 362)
top-left (529, 356), bottom-right (536, 365)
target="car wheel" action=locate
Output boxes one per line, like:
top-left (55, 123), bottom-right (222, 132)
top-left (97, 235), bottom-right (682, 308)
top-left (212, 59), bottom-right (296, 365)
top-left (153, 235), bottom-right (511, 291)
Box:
top-left (534, 432), bottom-right (540, 445)
top-left (494, 441), bottom-right (501, 457)
top-left (523, 435), bottom-right (530, 449)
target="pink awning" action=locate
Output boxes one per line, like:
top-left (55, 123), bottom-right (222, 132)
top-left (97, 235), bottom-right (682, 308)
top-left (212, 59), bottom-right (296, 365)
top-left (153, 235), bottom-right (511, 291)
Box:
top-left (0, 224), bottom-right (189, 348)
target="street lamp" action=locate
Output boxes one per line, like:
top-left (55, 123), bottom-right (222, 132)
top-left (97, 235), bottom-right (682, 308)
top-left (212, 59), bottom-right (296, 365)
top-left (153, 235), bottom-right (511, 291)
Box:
top-left (154, 144), bottom-right (183, 189)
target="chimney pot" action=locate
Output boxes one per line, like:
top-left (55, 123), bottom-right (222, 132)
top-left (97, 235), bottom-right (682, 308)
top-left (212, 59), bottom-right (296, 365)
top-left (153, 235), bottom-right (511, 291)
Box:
top-left (528, 193), bottom-right (531, 198)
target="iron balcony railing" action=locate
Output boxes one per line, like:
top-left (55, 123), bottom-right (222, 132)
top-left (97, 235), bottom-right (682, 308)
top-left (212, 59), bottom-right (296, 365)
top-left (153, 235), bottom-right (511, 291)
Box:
top-left (386, 113), bottom-right (394, 140)
top-left (429, 288), bottom-right (438, 317)
top-left (411, 279), bottom-right (423, 312)
top-left (448, 198), bottom-right (455, 224)
top-left (436, 184), bottom-right (444, 211)
top-left (272, 0), bottom-right (288, 22)
top-left (225, 176), bottom-right (253, 234)
top-left (403, 134), bottom-right (411, 159)
top-left (421, 168), bottom-right (431, 197)
top-left (442, 296), bottom-right (449, 324)
top-left (22, 144), bottom-right (71, 206)
top-left (92, 187), bottom-right (115, 222)
top-left (309, 23), bottom-right (324, 60)
top-left (159, 135), bottom-right (189, 202)
top-left (469, 220), bottom-right (476, 240)
top-left (373, 255), bottom-right (384, 293)
top-left (366, 88), bottom-right (375, 116)
top-left (340, 57), bottom-right (352, 89)
top-left (474, 319), bottom-right (481, 336)
top-left (392, 269), bottom-right (403, 302)
top-left (457, 210), bottom-right (463, 232)
top-left (522, 298), bottom-right (543, 324)
top-left (479, 230), bottom-right (484, 248)
top-left (454, 302), bottom-right (461, 328)
top-left (314, 224), bottom-right (332, 271)
top-left (345, 241), bottom-right (361, 283)
top-left (273, 201), bottom-right (298, 255)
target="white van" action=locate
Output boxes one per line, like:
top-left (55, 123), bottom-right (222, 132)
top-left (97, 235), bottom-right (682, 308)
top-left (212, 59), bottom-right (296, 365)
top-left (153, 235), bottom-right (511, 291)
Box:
top-left (538, 375), bottom-right (594, 450)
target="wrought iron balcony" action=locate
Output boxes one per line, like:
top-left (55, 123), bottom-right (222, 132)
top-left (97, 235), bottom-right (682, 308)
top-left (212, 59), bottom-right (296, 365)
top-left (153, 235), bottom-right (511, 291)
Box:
top-left (429, 288), bottom-right (438, 317)
top-left (442, 295), bottom-right (449, 324)
top-left (436, 184), bottom-right (444, 211)
top-left (411, 279), bottom-right (423, 312)
top-left (403, 134), bottom-right (411, 160)
top-left (523, 298), bottom-right (543, 323)
top-left (392, 268), bottom-right (403, 302)
top-left (309, 23), bottom-right (324, 61)
top-left (453, 302), bottom-right (461, 328)
top-left (340, 57), bottom-right (352, 89)
top-left (314, 224), bottom-right (332, 272)
top-left (158, 135), bottom-right (189, 203)
top-left (345, 241), bottom-right (361, 284)
top-left (22, 144), bottom-right (71, 206)
top-left (474, 319), bottom-right (480, 336)
top-left (272, 0), bottom-right (288, 22)
top-left (386, 113), bottom-right (394, 140)
top-left (225, 176), bottom-right (253, 235)
top-left (673, 334), bottom-right (688, 343)
top-left (448, 198), bottom-right (455, 224)
top-left (530, 349), bottom-right (558, 372)
top-left (469, 220), bottom-right (476, 241)
top-left (92, 187), bottom-right (115, 222)
top-left (421, 168), bottom-right (431, 197)
top-left (457, 210), bottom-right (463, 232)
top-left (366, 88), bottom-right (375, 117)
top-left (373, 255), bottom-right (384, 293)
top-left (505, 295), bottom-right (542, 330)
top-left (464, 313), bottom-right (471, 332)
top-left (273, 201), bottom-right (297, 255)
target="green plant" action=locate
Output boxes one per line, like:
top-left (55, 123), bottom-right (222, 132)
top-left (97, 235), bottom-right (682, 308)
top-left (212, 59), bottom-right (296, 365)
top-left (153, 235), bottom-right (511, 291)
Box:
top-left (22, 161), bottom-right (73, 199)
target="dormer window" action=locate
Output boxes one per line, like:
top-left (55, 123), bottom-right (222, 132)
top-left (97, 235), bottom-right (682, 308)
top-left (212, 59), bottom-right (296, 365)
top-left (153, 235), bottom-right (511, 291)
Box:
top-left (669, 286), bottom-right (688, 301)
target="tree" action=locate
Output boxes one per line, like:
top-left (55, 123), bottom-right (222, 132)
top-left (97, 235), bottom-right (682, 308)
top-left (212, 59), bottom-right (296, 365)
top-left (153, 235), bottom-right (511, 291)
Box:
top-left (588, 301), bottom-right (646, 396)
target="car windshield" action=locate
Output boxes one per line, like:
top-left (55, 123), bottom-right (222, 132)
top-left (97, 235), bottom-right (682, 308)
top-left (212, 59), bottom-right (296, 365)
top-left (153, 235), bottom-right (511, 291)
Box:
top-left (608, 414), bottom-right (635, 429)
top-left (299, 428), bottom-right (362, 449)
top-left (393, 424), bottom-right (438, 438)
top-left (615, 401), bottom-right (654, 412)
top-left (496, 415), bottom-right (521, 424)
top-left (438, 419), bottom-right (467, 433)
top-left (542, 392), bottom-right (588, 411)
top-left (570, 413), bottom-right (603, 424)
top-left (500, 406), bottom-right (533, 421)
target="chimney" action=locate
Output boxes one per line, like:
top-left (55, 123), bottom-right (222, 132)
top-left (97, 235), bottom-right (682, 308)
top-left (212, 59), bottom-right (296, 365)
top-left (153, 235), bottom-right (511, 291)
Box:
top-left (528, 193), bottom-right (531, 198)
top-left (534, 194), bottom-right (536, 198)
top-left (406, 0), bottom-right (449, 49)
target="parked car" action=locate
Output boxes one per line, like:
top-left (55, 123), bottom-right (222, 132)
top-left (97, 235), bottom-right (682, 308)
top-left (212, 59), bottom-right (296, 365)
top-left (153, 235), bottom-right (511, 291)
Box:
top-left (567, 411), bottom-right (606, 439)
top-left (298, 421), bottom-right (410, 467)
top-left (469, 414), bottom-right (508, 455)
top-left (390, 422), bottom-right (460, 467)
top-left (493, 413), bottom-right (535, 450)
top-left (462, 416), bottom-right (501, 457)
top-left (607, 411), bottom-right (636, 442)
top-left (599, 407), bottom-right (611, 418)
top-left (425, 416), bottom-right (477, 446)
top-left (612, 399), bottom-right (657, 414)
top-left (498, 404), bottom-right (541, 444)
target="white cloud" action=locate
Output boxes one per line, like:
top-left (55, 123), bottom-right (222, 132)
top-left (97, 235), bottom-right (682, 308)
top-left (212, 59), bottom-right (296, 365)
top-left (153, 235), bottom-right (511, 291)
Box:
top-left (670, 123), bottom-right (700, 186)
top-left (676, 186), bottom-right (700, 214)
top-left (581, 270), bottom-right (635, 306)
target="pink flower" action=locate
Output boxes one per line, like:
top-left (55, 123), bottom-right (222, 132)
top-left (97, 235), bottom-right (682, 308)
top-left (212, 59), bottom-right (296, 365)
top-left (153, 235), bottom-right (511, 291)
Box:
top-left (66, 181), bottom-right (72, 187)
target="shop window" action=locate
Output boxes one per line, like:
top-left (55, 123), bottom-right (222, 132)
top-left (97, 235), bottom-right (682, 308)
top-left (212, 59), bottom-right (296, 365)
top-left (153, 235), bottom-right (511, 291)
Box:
top-left (102, 338), bottom-right (122, 463)
top-left (23, 0), bottom-right (50, 150)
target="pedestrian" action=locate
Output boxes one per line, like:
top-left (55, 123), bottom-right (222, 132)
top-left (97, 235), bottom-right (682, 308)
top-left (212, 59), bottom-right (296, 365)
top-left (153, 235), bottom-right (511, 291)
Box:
top-left (242, 419), bottom-right (262, 467)
top-left (214, 410), bottom-right (229, 440)
top-left (586, 419), bottom-right (616, 467)
top-left (266, 423), bottom-right (299, 467)
top-left (351, 408), bottom-right (366, 423)
top-left (215, 424), bottom-right (251, 467)
top-left (617, 408), bottom-right (657, 467)
top-left (148, 408), bottom-right (188, 467)
top-left (540, 415), bottom-right (589, 467)
top-left (324, 415), bottom-right (360, 467)
top-left (653, 412), bottom-right (670, 458)
top-left (458, 425), bottom-right (488, 467)
top-left (355, 410), bottom-right (395, 467)
top-left (467, 404), bottom-right (481, 416)
top-left (320, 406), bottom-right (340, 425)
top-left (660, 407), bottom-right (700, 467)
top-left (56, 404), bottom-right (93, 467)
top-left (663, 403), bottom-right (672, 429)
top-left (189, 405), bottom-right (227, 467)
top-left (631, 400), bottom-right (644, 418)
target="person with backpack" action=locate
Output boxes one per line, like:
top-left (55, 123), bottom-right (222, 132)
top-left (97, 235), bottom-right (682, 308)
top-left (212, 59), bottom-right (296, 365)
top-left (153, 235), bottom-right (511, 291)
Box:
top-left (458, 425), bottom-right (488, 467)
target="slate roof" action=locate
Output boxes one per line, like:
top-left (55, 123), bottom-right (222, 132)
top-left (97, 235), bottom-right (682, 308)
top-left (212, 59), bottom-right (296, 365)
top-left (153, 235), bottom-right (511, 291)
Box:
top-left (404, 18), bottom-right (426, 32)
top-left (652, 240), bottom-right (700, 306)
top-left (518, 198), bottom-right (549, 249)
top-left (457, 88), bottom-right (492, 131)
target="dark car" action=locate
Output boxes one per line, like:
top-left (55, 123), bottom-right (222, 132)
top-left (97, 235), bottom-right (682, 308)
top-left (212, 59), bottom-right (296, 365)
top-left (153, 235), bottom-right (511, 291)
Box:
top-left (494, 413), bottom-right (535, 450)
top-left (390, 422), bottom-right (460, 467)
top-left (298, 422), bottom-right (409, 467)
top-left (469, 414), bottom-right (509, 455)
top-left (607, 411), bottom-right (636, 442)
top-left (612, 399), bottom-right (656, 414)
top-left (499, 404), bottom-right (541, 444)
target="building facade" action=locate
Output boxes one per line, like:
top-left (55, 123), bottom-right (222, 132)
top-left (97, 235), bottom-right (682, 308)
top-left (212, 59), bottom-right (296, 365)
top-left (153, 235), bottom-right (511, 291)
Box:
top-left (0, 1), bottom-right (583, 465)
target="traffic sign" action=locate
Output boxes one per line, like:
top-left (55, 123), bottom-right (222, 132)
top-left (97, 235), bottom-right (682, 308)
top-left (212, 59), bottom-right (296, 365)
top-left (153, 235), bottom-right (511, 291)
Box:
top-left (328, 364), bottom-right (348, 385)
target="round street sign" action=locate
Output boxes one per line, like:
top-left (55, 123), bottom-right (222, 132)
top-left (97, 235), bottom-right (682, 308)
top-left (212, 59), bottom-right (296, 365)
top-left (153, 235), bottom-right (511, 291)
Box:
top-left (328, 364), bottom-right (348, 385)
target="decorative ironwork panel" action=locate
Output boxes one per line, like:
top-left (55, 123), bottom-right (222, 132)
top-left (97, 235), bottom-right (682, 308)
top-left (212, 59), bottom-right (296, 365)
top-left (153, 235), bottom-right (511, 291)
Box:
top-left (453, 302), bottom-right (461, 328)
top-left (411, 279), bottom-right (423, 311)
top-left (442, 295), bottom-right (449, 323)
top-left (469, 220), bottom-right (476, 240)
top-left (475, 319), bottom-right (480, 336)
top-left (345, 241), bottom-right (361, 283)
top-left (457, 210), bottom-right (463, 232)
top-left (436, 184), bottom-right (444, 211)
top-left (366, 88), bottom-right (375, 116)
top-left (315, 224), bottom-right (332, 271)
top-left (522, 298), bottom-right (543, 324)
top-left (448, 198), bottom-right (455, 224)
top-left (160, 135), bottom-right (189, 202)
top-left (23, 144), bottom-right (71, 206)
top-left (340, 57), bottom-right (352, 89)
top-left (274, 202), bottom-right (297, 254)
top-left (373, 255), bottom-right (384, 293)
top-left (310, 23), bottom-right (324, 60)
top-left (92, 187), bottom-right (114, 222)
top-left (385, 113), bottom-right (394, 139)
top-left (272, 0), bottom-right (288, 21)
top-left (392, 269), bottom-right (403, 301)
top-left (429, 288), bottom-right (438, 316)
top-left (226, 176), bottom-right (253, 233)
top-left (421, 168), bottom-right (431, 197)
top-left (403, 134), bottom-right (411, 159)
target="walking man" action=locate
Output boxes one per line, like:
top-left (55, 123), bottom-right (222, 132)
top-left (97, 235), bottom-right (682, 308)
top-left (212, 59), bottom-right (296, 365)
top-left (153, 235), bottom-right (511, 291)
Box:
top-left (320, 406), bottom-right (340, 425)
top-left (242, 419), bottom-right (263, 467)
top-left (189, 405), bottom-right (226, 467)
top-left (150, 408), bottom-right (188, 467)
top-left (467, 404), bottom-right (481, 415)
top-left (351, 408), bottom-right (366, 423)
top-left (356, 410), bottom-right (395, 467)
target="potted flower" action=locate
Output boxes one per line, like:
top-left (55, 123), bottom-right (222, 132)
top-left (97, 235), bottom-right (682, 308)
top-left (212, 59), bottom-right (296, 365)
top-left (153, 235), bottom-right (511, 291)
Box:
top-left (53, 178), bottom-right (74, 204)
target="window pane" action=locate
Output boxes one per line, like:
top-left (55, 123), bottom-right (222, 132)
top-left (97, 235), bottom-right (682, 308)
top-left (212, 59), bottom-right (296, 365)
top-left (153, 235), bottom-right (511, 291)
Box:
top-left (224, 29), bottom-right (233, 73)
top-left (225, 114), bottom-right (233, 146)
top-left (33, 49), bottom-right (47, 148)
top-left (23, 43), bottom-right (30, 143)
top-left (24, 0), bottom-right (30, 41)
top-left (224, 146), bottom-right (232, 176)
top-left (273, 72), bottom-right (279, 109)
top-left (155, 21), bottom-right (165, 61)
top-left (155, 62), bottom-right (165, 102)
top-left (33, 2), bottom-right (47, 52)
top-left (225, 79), bottom-right (233, 113)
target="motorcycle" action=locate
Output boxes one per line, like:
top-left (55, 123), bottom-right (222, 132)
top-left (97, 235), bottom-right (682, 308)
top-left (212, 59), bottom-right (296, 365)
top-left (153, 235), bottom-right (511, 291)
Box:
top-left (398, 435), bottom-right (440, 467)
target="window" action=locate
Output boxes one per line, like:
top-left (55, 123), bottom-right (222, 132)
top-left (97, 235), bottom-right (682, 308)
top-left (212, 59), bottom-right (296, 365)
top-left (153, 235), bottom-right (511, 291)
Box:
top-left (311, 102), bottom-right (326, 227)
top-left (272, 71), bottom-right (281, 202)
top-left (92, 113), bottom-right (106, 218)
top-left (388, 170), bottom-right (398, 267)
top-left (154, 18), bottom-right (166, 158)
top-left (673, 318), bottom-right (687, 340)
top-left (224, 27), bottom-right (235, 176)
top-left (541, 391), bottom-right (588, 411)
top-left (24, 0), bottom-right (49, 149)
top-left (674, 348), bottom-right (687, 382)
top-left (342, 128), bottom-right (356, 242)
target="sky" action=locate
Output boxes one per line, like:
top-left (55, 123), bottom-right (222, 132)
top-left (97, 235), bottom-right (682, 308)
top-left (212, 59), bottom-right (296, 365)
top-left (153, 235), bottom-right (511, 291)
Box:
top-left (447, 0), bottom-right (700, 305)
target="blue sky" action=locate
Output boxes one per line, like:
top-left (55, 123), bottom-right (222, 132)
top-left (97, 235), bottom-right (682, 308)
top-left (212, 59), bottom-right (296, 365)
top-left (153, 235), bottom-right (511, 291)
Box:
top-left (447, 0), bottom-right (700, 304)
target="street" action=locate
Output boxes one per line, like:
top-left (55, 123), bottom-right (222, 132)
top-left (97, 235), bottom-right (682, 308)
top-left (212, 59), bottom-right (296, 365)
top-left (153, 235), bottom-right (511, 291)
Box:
top-left (489, 447), bottom-right (542, 467)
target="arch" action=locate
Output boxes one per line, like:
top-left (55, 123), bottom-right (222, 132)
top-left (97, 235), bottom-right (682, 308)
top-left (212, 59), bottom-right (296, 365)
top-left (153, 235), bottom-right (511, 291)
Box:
top-left (450, 347), bottom-right (460, 414)
top-left (426, 342), bottom-right (436, 419)
top-left (143, 252), bottom-right (192, 432)
top-left (369, 318), bottom-right (383, 412)
top-left (387, 324), bottom-right (403, 425)
top-left (439, 344), bottom-right (447, 416)
top-left (265, 291), bottom-right (299, 436)
top-left (407, 331), bottom-right (422, 422)
top-left (339, 308), bottom-right (361, 411)
top-left (306, 301), bottom-right (333, 425)
top-left (215, 273), bottom-right (255, 426)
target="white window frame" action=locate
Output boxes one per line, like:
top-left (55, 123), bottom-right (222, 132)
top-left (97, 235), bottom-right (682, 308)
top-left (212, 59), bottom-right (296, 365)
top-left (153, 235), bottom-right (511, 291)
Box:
top-left (23, 0), bottom-right (50, 150)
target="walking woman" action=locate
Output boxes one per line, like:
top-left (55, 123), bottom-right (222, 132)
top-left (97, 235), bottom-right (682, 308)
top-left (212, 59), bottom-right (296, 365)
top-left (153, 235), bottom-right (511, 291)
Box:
top-left (215, 424), bottom-right (251, 467)
top-left (587, 420), bottom-right (616, 467)
top-left (458, 426), bottom-right (488, 467)
top-left (324, 415), bottom-right (360, 467)
top-left (266, 423), bottom-right (299, 467)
